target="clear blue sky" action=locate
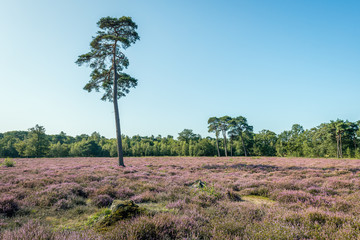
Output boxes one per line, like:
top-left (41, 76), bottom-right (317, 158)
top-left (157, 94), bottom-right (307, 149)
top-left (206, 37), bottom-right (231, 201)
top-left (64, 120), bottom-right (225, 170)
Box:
top-left (0, 0), bottom-right (359, 138)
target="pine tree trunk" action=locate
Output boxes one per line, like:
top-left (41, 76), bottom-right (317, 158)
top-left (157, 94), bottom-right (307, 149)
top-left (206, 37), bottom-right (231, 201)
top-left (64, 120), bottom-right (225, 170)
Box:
top-left (215, 134), bottom-right (220, 157)
top-left (113, 46), bottom-right (125, 167)
top-left (336, 135), bottom-right (340, 158)
top-left (223, 132), bottom-right (228, 157)
top-left (340, 134), bottom-right (343, 158)
top-left (240, 133), bottom-right (247, 156)
top-left (354, 137), bottom-right (357, 152)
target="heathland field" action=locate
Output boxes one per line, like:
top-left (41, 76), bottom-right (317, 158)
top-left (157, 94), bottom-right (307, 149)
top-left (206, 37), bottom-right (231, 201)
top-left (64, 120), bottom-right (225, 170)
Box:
top-left (2, 157), bottom-right (360, 239)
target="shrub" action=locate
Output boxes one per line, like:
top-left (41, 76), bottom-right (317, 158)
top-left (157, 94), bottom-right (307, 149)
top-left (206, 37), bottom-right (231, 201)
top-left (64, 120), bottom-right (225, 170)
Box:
top-left (95, 185), bottom-right (117, 198)
top-left (32, 183), bottom-right (87, 207)
top-left (331, 199), bottom-right (353, 212)
top-left (275, 190), bottom-right (312, 204)
top-left (0, 196), bottom-right (19, 217)
top-left (131, 191), bottom-right (158, 203)
top-left (249, 186), bottom-right (270, 197)
top-left (53, 199), bottom-right (73, 211)
top-left (116, 187), bottom-right (135, 199)
top-left (227, 190), bottom-right (242, 202)
top-left (308, 211), bottom-right (327, 225)
top-left (92, 194), bottom-right (113, 208)
top-left (2, 158), bottom-right (16, 167)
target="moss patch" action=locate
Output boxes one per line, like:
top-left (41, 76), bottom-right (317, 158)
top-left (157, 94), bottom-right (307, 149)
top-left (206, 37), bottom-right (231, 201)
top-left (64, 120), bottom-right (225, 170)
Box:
top-left (242, 195), bottom-right (275, 205)
top-left (94, 200), bottom-right (140, 230)
top-left (138, 202), bottom-right (172, 214)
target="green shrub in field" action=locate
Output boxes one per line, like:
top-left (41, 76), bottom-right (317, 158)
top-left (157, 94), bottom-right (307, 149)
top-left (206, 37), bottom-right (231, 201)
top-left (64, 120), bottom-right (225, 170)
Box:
top-left (2, 158), bottom-right (16, 167)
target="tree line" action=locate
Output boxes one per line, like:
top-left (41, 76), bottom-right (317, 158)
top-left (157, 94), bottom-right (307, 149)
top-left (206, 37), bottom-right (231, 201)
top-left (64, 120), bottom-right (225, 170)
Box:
top-left (0, 118), bottom-right (359, 159)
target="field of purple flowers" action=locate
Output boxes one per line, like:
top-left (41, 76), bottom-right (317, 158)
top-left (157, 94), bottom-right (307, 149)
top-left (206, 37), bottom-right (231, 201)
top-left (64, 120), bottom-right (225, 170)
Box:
top-left (2, 157), bottom-right (360, 239)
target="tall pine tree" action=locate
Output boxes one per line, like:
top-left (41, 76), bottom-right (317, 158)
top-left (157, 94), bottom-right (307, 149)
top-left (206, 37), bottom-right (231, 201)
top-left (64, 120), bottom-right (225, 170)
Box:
top-left (76, 17), bottom-right (140, 166)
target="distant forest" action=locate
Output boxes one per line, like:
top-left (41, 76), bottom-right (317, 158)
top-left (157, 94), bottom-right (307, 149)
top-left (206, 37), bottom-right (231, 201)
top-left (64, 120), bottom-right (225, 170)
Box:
top-left (0, 118), bottom-right (359, 159)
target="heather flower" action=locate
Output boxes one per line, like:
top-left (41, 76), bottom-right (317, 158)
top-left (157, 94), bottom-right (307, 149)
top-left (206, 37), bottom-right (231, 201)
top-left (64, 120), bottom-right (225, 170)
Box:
top-left (53, 199), bottom-right (72, 211)
top-left (115, 187), bottom-right (135, 199)
top-left (131, 191), bottom-right (158, 203)
top-left (166, 199), bottom-right (186, 209)
top-left (92, 194), bottom-right (113, 208)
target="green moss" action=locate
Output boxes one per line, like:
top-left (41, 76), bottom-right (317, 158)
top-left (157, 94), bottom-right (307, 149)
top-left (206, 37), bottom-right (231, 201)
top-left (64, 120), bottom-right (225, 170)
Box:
top-left (138, 202), bottom-right (173, 215)
top-left (87, 208), bottom-right (112, 226)
top-left (242, 195), bottom-right (275, 205)
top-left (94, 200), bottom-right (140, 230)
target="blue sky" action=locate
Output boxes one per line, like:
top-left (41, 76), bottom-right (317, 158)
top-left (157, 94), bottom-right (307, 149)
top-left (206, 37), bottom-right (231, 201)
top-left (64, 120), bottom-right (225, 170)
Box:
top-left (0, 0), bottom-right (359, 138)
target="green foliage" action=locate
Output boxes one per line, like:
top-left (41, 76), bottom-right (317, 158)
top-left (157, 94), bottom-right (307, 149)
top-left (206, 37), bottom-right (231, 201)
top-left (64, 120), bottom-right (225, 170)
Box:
top-left (76, 16), bottom-right (139, 102)
top-left (87, 208), bottom-right (112, 226)
top-left (0, 118), bottom-right (359, 158)
top-left (253, 130), bottom-right (277, 156)
top-left (14, 125), bottom-right (50, 157)
top-left (69, 139), bottom-right (102, 157)
top-left (275, 120), bottom-right (359, 158)
top-left (1, 158), bottom-right (16, 167)
top-left (93, 200), bottom-right (140, 230)
top-left (48, 142), bottom-right (70, 157)
top-left (0, 135), bottom-right (20, 157)
top-left (178, 129), bottom-right (200, 143)
top-left (356, 149), bottom-right (360, 159)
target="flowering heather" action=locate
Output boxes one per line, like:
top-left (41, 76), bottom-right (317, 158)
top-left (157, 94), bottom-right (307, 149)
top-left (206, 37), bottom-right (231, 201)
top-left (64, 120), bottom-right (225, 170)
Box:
top-left (92, 195), bottom-right (113, 208)
top-left (2, 156), bottom-right (360, 239)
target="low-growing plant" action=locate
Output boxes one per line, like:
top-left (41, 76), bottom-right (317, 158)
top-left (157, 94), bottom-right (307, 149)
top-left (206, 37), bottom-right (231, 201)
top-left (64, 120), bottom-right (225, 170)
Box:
top-left (0, 196), bottom-right (19, 217)
top-left (131, 191), bottom-right (158, 203)
top-left (2, 158), bottom-right (16, 167)
top-left (87, 208), bottom-right (112, 226)
top-left (92, 194), bottom-right (113, 208)
top-left (53, 199), bottom-right (72, 211)
top-left (227, 190), bottom-right (242, 202)
top-left (248, 186), bottom-right (270, 197)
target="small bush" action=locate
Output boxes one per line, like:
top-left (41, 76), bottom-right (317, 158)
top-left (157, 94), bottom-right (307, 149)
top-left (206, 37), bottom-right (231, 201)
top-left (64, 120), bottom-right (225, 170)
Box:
top-left (95, 185), bottom-right (117, 198)
top-left (2, 158), bottom-right (16, 167)
top-left (331, 199), bottom-right (352, 212)
top-left (53, 199), bottom-right (73, 211)
top-left (0, 196), bottom-right (19, 217)
top-left (116, 187), bottom-right (135, 199)
top-left (275, 190), bottom-right (312, 204)
top-left (92, 194), bottom-right (113, 208)
top-left (308, 211), bottom-right (327, 225)
top-left (131, 191), bottom-right (158, 203)
top-left (34, 183), bottom-right (85, 207)
top-left (249, 186), bottom-right (270, 197)
top-left (227, 190), bottom-right (242, 202)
